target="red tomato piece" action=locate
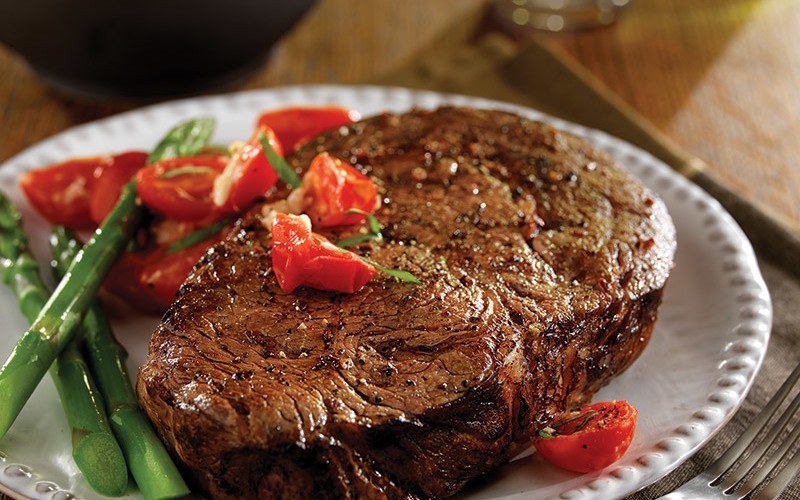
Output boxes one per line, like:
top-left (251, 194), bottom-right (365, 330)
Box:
top-left (104, 250), bottom-right (165, 315)
top-left (292, 153), bottom-right (379, 228)
top-left (137, 243), bottom-right (217, 310)
top-left (20, 156), bottom-right (108, 229)
top-left (90, 151), bottom-right (148, 224)
top-left (135, 155), bottom-right (228, 221)
top-left (256, 106), bottom-right (357, 152)
top-left (213, 125), bottom-right (283, 213)
top-left (533, 401), bottom-right (638, 473)
top-left (104, 231), bottom-right (224, 315)
top-left (270, 213), bottom-right (376, 293)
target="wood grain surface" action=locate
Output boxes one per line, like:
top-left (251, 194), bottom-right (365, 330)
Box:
top-left (1, 0), bottom-right (798, 226)
top-left (545, 0), bottom-right (800, 226)
top-left (0, 0), bottom-right (798, 498)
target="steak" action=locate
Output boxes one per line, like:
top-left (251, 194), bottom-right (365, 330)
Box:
top-left (137, 107), bottom-right (676, 499)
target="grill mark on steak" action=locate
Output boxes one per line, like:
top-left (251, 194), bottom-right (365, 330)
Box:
top-left (138, 107), bottom-right (676, 499)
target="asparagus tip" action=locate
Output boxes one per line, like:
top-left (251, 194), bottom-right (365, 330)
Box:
top-left (73, 432), bottom-right (130, 497)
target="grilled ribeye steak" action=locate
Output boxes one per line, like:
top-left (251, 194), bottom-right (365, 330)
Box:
top-left (138, 107), bottom-right (676, 499)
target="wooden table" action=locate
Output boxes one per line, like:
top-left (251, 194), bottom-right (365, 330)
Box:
top-left (547, 0), bottom-right (800, 231)
top-left (0, 0), bottom-right (798, 498)
top-left (1, 0), bottom-right (798, 230)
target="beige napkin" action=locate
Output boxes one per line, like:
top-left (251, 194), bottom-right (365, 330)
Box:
top-left (376, 4), bottom-right (800, 498)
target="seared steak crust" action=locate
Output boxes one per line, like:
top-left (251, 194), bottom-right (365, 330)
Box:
top-left (137, 107), bottom-right (676, 499)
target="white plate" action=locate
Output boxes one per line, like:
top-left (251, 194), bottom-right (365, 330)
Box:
top-left (0, 85), bottom-right (772, 500)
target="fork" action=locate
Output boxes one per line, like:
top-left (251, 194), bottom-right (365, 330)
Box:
top-left (660, 362), bottom-right (800, 499)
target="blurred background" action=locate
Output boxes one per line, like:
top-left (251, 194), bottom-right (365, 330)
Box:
top-left (0, 0), bottom-right (798, 232)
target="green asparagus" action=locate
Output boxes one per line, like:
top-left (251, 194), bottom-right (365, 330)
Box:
top-left (52, 227), bottom-right (190, 500)
top-left (50, 345), bottom-right (130, 496)
top-left (0, 116), bottom-right (216, 495)
top-left (0, 193), bottom-right (128, 496)
top-left (0, 180), bottom-right (142, 440)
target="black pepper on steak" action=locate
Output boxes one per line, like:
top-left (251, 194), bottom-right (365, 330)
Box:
top-left (137, 107), bottom-right (676, 499)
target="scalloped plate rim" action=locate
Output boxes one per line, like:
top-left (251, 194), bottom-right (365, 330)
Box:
top-left (0, 84), bottom-right (772, 500)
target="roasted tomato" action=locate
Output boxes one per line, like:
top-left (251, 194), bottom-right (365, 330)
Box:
top-left (135, 155), bottom-right (228, 221)
top-left (104, 250), bottom-right (163, 314)
top-left (89, 151), bottom-right (149, 224)
top-left (533, 400), bottom-right (637, 473)
top-left (213, 125), bottom-right (282, 213)
top-left (104, 228), bottom-right (224, 314)
top-left (136, 243), bottom-right (218, 311)
top-left (20, 156), bottom-right (108, 229)
top-left (290, 153), bottom-right (379, 228)
top-left (256, 106), bottom-right (357, 152)
top-left (270, 212), bottom-right (376, 293)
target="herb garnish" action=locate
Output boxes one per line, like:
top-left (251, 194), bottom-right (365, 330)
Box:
top-left (332, 210), bottom-right (418, 283)
top-left (536, 409), bottom-right (601, 439)
top-left (360, 256), bottom-right (421, 284)
top-left (337, 209), bottom-right (383, 247)
top-left (574, 411), bottom-right (600, 432)
top-left (165, 218), bottom-right (231, 254)
top-left (158, 166), bottom-right (216, 179)
top-left (148, 117), bottom-right (215, 165)
top-left (258, 130), bottom-right (301, 189)
top-left (551, 410), bottom-right (599, 429)
top-left (202, 144), bottom-right (232, 155)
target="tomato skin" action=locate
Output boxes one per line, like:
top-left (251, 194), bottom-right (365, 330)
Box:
top-left (104, 232), bottom-right (223, 315)
top-left (256, 106), bottom-right (357, 152)
top-left (104, 251), bottom-right (166, 315)
top-left (138, 243), bottom-right (217, 310)
top-left (271, 213), bottom-right (376, 293)
top-left (293, 153), bottom-right (379, 227)
top-left (135, 155), bottom-right (228, 221)
top-left (20, 156), bottom-right (107, 229)
top-left (90, 151), bottom-right (149, 224)
top-left (214, 125), bottom-right (282, 213)
top-left (533, 401), bottom-right (637, 473)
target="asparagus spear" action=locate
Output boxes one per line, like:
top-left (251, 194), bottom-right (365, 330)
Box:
top-left (0, 180), bottom-right (142, 440)
top-left (0, 117), bottom-right (213, 493)
top-left (0, 193), bottom-right (128, 496)
top-left (52, 226), bottom-right (190, 500)
top-left (50, 345), bottom-right (130, 496)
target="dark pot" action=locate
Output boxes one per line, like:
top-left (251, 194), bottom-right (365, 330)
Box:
top-left (0, 0), bottom-right (316, 98)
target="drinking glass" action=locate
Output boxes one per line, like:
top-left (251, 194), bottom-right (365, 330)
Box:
top-left (494, 0), bottom-right (631, 32)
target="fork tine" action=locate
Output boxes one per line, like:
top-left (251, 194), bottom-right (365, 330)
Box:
top-left (754, 432), bottom-right (800, 500)
top-left (717, 388), bottom-right (800, 492)
top-left (658, 363), bottom-right (800, 500)
top-left (705, 362), bottom-right (800, 481)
